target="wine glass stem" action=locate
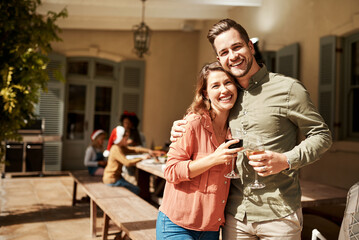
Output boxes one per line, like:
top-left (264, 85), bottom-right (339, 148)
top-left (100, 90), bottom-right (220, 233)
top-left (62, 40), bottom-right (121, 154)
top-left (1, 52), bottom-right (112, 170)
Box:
top-left (254, 172), bottom-right (259, 183)
top-left (232, 156), bottom-right (235, 172)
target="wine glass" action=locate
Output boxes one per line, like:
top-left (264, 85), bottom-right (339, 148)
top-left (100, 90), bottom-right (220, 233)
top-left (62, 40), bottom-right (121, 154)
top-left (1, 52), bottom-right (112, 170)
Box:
top-left (224, 128), bottom-right (243, 179)
top-left (244, 135), bottom-right (266, 189)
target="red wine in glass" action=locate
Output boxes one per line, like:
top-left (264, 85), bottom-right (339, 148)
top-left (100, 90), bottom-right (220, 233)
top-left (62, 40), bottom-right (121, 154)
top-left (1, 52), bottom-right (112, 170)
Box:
top-left (224, 128), bottom-right (243, 179)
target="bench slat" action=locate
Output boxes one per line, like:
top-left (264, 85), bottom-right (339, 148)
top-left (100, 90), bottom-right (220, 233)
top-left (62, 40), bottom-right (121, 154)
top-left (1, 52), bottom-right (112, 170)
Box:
top-left (96, 197), bottom-right (158, 240)
top-left (70, 170), bottom-right (158, 240)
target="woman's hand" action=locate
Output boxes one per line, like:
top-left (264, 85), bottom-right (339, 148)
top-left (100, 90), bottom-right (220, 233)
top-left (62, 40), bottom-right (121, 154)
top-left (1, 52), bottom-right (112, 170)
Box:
top-left (188, 139), bottom-right (243, 178)
top-left (210, 139), bottom-right (243, 166)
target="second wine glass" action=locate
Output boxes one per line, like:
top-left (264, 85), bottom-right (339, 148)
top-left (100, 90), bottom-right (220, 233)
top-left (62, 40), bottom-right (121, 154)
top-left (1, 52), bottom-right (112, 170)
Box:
top-left (245, 135), bottom-right (266, 189)
top-left (224, 128), bottom-right (243, 179)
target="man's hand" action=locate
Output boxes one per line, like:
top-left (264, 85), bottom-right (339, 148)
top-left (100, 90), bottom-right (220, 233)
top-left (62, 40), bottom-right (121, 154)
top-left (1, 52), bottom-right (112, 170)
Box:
top-left (247, 151), bottom-right (289, 176)
top-left (170, 119), bottom-right (188, 142)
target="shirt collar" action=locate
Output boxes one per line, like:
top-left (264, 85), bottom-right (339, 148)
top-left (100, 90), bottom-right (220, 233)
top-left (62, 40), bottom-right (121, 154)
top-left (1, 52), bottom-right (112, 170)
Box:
top-left (237, 64), bottom-right (268, 91)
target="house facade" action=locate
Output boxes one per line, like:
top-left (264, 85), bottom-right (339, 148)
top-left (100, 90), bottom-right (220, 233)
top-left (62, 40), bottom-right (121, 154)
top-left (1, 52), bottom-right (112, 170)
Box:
top-left (37, 0), bottom-right (358, 189)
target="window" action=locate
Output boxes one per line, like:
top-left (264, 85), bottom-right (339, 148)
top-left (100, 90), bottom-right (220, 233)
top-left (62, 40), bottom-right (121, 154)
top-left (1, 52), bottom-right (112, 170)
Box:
top-left (95, 62), bottom-right (114, 78)
top-left (344, 32), bottom-right (359, 139)
top-left (67, 60), bottom-right (88, 76)
top-left (319, 33), bottom-right (359, 141)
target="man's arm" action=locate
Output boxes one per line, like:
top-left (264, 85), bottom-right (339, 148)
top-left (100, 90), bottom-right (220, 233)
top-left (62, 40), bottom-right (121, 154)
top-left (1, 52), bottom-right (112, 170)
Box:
top-left (248, 81), bottom-right (332, 176)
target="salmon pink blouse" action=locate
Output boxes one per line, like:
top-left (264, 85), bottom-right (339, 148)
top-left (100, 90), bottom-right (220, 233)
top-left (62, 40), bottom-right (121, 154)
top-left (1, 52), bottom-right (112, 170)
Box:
top-left (159, 112), bottom-right (232, 231)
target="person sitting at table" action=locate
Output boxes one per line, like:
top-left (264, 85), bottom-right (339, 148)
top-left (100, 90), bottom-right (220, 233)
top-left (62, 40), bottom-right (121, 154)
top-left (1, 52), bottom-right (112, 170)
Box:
top-left (103, 111), bottom-right (146, 158)
top-left (156, 61), bottom-right (243, 239)
top-left (121, 111), bottom-right (147, 147)
top-left (84, 129), bottom-right (107, 176)
top-left (103, 126), bottom-right (163, 195)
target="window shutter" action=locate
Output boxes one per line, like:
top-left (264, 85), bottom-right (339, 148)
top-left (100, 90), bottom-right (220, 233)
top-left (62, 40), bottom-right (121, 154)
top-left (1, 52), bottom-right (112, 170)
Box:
top-left (262, 51), bottom-right (276, 72)
top-left (318, 36), bottom-right (336, 134)
top-left (276, 43), bottom-right (300, 79)
top-left (118, 60), bottom-right (145, 123)
top-left (39, 52), bottom-right (66, 171)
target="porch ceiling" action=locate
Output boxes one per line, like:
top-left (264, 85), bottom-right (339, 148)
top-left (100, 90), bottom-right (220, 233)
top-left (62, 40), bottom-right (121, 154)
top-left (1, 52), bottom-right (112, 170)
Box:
top-left (38, 0), bottom-right (262, 31)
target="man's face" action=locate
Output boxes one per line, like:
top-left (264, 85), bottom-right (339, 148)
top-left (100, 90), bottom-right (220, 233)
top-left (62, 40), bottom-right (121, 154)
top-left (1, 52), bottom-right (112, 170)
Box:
top-left (214, 28), bottom-right (255, 80)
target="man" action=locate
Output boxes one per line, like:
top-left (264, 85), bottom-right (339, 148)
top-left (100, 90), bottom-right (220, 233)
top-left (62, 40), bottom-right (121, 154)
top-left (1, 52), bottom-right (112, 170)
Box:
top-left (171, 19), bottom-right (332, 239)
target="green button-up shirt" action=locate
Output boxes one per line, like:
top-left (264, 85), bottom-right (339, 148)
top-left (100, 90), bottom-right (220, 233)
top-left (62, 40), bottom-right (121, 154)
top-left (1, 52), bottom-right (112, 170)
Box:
top-left (227, 65), bottom-right (332, 223)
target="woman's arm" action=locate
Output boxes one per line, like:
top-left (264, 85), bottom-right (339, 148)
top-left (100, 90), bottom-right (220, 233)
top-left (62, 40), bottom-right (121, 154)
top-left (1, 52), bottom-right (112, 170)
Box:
top-left (83, 147), bottom-right (98, 167)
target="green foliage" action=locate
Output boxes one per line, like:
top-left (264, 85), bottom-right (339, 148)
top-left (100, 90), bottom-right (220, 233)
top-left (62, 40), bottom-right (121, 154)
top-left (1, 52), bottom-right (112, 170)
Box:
top-left (0, 0), bottom-right (67, 161)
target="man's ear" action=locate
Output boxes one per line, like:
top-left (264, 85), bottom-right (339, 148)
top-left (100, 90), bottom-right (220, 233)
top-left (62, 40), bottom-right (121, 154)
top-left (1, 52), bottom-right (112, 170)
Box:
top-left (248, 40), bottom-right (255, 55)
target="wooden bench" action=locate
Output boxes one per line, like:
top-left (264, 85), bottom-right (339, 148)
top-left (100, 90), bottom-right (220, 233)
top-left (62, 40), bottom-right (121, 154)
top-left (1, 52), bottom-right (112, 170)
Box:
top-left (69, 170), bottom-right (158, 240)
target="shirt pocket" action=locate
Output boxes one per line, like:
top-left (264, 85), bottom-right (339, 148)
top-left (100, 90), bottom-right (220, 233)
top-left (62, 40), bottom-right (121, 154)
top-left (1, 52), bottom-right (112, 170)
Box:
top-left (205, 165), bottom-right (226, 193)
top-left (190, 152), bottom-right (219, 193)
top-left (192, 153), bottom-right (227, 194)
top-left (251, 107), bottom-right (288, 138)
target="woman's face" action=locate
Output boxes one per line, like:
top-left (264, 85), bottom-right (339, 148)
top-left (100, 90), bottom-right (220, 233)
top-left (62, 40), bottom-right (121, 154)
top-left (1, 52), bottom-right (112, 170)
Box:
top-left (94, 134), bottom-right (105, 147)
top-left (122, 118), bottom-right (133, 130)
top-left (119, 131), bottom-right (130, 146)
top-left (204, 70), bottom-right (237, 114)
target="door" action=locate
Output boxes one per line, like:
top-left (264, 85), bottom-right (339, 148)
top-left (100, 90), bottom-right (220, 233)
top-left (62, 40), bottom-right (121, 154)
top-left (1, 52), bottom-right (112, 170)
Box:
top-left (62, 58), bottom-right (116, 170)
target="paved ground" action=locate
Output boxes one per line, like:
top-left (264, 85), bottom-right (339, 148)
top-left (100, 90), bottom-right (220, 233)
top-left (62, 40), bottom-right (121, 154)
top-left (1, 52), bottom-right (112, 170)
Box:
top-left (0, 173), bottom-right (343, 240)
top-left (0, 174), bottom-right (119, 240)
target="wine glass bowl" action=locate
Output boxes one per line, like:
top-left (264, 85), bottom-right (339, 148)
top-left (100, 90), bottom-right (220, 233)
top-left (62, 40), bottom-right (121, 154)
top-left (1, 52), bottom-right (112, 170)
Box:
top-left (224, 128), bottom-right (243, 179)
top-left (244, 135), bottom-right (266, 189)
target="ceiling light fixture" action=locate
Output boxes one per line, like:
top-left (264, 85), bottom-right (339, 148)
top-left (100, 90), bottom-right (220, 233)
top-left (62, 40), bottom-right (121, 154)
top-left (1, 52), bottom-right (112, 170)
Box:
top-left (133, 0), bottom-right (151, 58)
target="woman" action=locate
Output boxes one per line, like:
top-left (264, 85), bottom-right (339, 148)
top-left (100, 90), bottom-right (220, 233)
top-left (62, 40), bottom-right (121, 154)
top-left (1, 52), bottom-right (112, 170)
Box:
top-left (120, 111), bottom-right (146, 147)
top-left (103, 112), bottom-right (146, 158)
top-left (103, 126), bottom-right (163, 195)
top-left (83, 129), bottom-right (107, 176)
top-left (156, 61), bottom-right (242, 239)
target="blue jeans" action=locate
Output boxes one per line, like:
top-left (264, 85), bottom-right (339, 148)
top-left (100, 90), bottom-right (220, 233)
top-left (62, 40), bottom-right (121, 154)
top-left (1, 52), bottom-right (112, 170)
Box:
top-left (156, 211), bottom-right (220, 240)
top-left (107, 178), bottom-right (140, 195)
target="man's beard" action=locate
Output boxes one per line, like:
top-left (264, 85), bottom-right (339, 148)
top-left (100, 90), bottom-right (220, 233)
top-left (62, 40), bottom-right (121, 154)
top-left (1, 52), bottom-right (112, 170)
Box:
top-left (233, 56), bottom-right (253, 79)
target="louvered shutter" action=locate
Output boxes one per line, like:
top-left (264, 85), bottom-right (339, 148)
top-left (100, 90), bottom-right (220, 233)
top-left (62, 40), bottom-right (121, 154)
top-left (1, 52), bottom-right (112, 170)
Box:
top-left (118, 60), bottom-right (145, 123)
top-left (39, 52), bottom-right (66, 171)
top-left (318, 36), bottom-right (336, 134)
top-left (276, 43), bottom-right (300, 79)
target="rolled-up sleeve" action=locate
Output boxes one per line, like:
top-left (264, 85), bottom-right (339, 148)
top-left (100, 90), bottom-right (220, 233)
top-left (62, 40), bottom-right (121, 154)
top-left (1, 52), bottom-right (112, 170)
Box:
top-left (284, 81), bottom-right (332, 170)
top-left (164, 123), bottom-right (195, 183)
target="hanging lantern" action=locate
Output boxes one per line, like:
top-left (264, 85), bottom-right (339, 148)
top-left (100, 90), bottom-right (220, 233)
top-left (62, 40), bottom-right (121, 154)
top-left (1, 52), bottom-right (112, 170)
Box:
top-left (133, 0), bottom-right (151, 58)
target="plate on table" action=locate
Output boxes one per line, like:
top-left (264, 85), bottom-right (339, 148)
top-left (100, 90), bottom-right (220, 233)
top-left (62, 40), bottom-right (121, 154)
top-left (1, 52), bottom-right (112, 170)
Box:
top-left (141, 158), bottom-right (164, 165)
top-left (126, 154), bottom-right (149, 160)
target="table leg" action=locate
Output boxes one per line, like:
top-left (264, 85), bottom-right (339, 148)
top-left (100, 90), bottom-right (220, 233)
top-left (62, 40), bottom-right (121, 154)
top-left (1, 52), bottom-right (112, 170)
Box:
top-left (72, 181), bottom-right (77, 206)
top-left (90, 199), bottom-right (97, 238)
top-left (137, 168), bottom-right (151, 201)
top-left (102, 213), bottom-right (110, 240)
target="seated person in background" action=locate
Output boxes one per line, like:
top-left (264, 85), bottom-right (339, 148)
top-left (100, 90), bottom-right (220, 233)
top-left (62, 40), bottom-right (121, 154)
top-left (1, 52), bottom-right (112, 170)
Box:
top-left (103, 126), bottom-right (163, 195)
top-left (104, 111), bottom-right (147, 176)
top-left (84, 129), bottom-right (107, 176)
top-left (121, 111), bottom-right (147, 147)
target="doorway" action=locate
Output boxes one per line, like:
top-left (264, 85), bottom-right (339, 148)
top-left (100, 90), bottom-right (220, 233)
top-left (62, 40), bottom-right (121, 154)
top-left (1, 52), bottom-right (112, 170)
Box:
top-left (62, 58), bottom-right (116, 169)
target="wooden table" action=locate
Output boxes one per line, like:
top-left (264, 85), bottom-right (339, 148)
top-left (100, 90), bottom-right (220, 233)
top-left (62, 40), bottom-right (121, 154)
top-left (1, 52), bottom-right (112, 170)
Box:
top-left (300, 180), bottom-right (347, 207)
top-left (136, 159), bottom-right (165, 202)
top-left (136, 160), bottom-right (348, 208)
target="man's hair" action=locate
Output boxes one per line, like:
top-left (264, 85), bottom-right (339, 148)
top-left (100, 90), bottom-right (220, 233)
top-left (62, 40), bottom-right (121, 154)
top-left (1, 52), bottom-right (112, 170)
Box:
top-left (207, 19), bottom-right (250, 53)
